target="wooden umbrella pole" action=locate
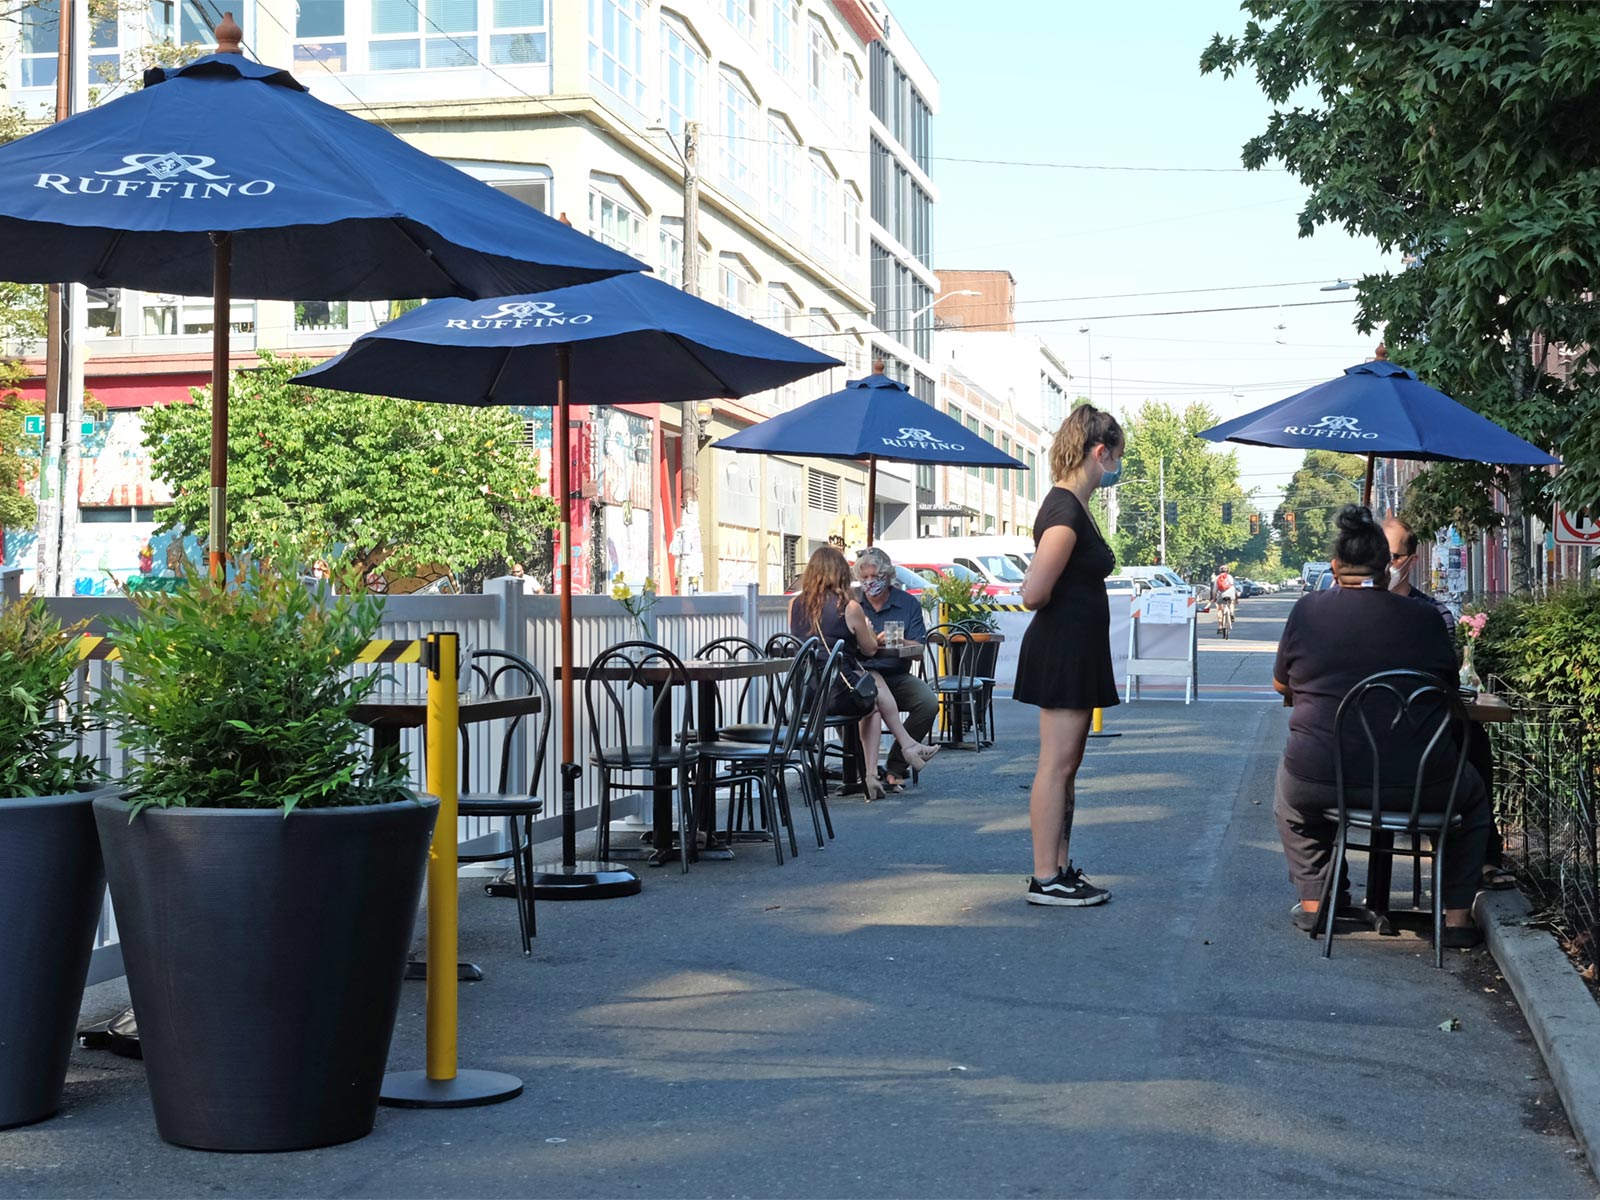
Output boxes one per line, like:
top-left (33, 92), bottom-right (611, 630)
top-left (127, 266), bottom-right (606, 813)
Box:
top-left (865, 456), bottom-right (877, 547)
top-left (556, 344), bottom-right (578, 870)
top-left (1363, 453), bottom-right (1375, 509)
top-left (208, 232), bottom-right (232, 580)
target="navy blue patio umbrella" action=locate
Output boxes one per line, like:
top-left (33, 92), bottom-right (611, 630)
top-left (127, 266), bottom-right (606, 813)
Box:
top-left (714, 368), bottom-right (1025, 544)
top-left (0, 16), bottom-right (642, 572)
top-left (293, 273), bottom-right (839, 894)
top-left (1197, 356), bottom-right (1558, 504)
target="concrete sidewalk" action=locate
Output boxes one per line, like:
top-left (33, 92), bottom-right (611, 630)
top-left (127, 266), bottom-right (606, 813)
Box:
top-left (5, 698), bottom-right (1592, 1198)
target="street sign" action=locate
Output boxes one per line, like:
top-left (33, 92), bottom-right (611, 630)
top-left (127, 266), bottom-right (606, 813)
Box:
top-left (1553, 505), bottom-right (1600, 546)
top-left (23, 415), bottom-right (44, 436)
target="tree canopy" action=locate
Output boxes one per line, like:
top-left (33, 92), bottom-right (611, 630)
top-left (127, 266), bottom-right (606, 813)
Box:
top-left (1201, 1), bottom-right (1600, 584)
top-left (1273, 450), bottom-right (1368, 566)
top-left (1113, 401), bottom-right (1254, 577)
top-left (142, 352), bottom-right (558, 583)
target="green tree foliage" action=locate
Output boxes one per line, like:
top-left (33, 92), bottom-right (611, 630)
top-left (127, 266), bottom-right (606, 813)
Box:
top-left (0, 389), bottom-right (39, 532)
top-left (1113, 401), bottom-right (1253, 577)
top-left (1275, 451), bottom-right (1367, 566)
top-left (1201, 2), bottom-right (1600, 585)
top-left (142, 352), bottom-right (558, 582)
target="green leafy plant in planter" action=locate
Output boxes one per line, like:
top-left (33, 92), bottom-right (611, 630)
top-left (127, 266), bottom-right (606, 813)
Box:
top-left (91, 562), bottom-right (438, 1152)
top-left (103, 561), bottom-right (409, 815)
top-left (0, 599), bottom-right (98, 797)
top-left (0, 598), bottom-right (112, 1131)
top-left (930, 570), bottom-right (999, 634)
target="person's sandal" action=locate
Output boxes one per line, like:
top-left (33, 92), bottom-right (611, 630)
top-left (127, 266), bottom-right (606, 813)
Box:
top-left (1480, 866), bottom-right (1517, 891)
top-left (1438, 923), bottom-right (1484, 949)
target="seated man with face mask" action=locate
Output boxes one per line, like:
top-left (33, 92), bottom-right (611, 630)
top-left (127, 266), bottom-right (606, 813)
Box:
top-left (853, 546), bottom-right (939, 790)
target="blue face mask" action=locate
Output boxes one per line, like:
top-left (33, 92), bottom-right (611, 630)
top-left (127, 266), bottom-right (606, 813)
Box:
top-left (1097, 453), bottom-right (1122, 489)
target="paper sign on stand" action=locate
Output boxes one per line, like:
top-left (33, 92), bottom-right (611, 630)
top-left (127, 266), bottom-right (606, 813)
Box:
top-left (1124, 587), bottom-right (1197, 703)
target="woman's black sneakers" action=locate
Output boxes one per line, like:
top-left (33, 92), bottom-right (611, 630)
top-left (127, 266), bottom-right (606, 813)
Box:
top-left (1026, 863), bottom-right (1110, 907)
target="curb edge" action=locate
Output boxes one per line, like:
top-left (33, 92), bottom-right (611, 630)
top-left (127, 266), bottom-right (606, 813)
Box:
top-left (1476, 888), bottom-right (1600, 1178)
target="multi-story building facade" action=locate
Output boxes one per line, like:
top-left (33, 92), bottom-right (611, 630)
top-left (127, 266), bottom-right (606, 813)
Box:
top-left (2, 0), bottom-right (919, 594)
top-left (924, 270), bottom-right (1068, 536)
top-left (862, 10), bottom-right (936, 540)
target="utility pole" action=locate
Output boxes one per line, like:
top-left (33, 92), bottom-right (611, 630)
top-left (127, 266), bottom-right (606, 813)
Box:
top-left (36, 0), bottom-right (77, 595)
top-left (1158, 455), bottom-right (1167, 566)
top-left (57, 0), bottom-right (89, 594)
top-left (677, 120), bottom-right (702, 594)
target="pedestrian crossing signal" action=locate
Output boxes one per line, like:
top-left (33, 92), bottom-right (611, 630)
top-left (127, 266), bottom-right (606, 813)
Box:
top-left (1249, 513), bottom-right (1260, 535)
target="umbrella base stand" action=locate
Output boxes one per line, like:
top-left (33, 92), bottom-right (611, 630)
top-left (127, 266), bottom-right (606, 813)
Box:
top-left (380, 1069), bottom-right (523, 1109)
top-left (502, 861), bottom-right (641, 901)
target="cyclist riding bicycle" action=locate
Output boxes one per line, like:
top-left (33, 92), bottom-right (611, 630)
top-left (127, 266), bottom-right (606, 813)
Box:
top-left (1213, 568), bottom-right (1239, 635)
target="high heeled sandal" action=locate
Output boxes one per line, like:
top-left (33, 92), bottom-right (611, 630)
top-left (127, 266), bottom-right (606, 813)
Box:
top-left (901, 743), bottom-right (940, 773)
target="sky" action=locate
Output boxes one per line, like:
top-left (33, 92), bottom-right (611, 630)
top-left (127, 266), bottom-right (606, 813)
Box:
top-left (894, 0), bottom-right (1395, 510)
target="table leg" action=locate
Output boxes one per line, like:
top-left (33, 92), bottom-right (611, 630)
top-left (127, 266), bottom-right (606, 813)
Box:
top-left (695, 679), bottom-right (734, 860)
top-left (1361, 828), bottom-right (1398, 937)
top-left (648, 681), bottom-right (680, 868)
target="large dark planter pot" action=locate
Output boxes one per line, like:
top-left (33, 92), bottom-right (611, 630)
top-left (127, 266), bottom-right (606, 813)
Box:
top-left (0, 785), bottom-right (113, 1130)
top-left (93, 794), bottom-right (438, 1152)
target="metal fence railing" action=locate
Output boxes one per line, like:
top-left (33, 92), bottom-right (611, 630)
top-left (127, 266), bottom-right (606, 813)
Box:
top-left (1488, 690), bottom-right (1600, 973)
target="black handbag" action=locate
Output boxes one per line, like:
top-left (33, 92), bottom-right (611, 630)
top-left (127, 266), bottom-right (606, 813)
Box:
top-left (837, 659), bottom-right (878, 716)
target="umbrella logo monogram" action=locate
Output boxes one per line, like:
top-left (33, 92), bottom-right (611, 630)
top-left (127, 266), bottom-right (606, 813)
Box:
top-left (880, 426), bottom-right (965, 451)
top-left (35, 152), bottom-right (276, 199)
top-left (443, 300), bottom-right (595, 330)
top-left (1282, 413), bottom-right (1379, 441)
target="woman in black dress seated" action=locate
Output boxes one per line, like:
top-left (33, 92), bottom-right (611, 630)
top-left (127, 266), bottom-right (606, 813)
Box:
top-left (789, 547), bottom-right (937, 800)
top-left (1015, 404), bottom-right (1124, 907)
top-left (1272, 505), bottom-right (1490, 947)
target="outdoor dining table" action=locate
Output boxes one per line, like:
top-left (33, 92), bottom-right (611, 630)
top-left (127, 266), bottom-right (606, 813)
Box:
top-left (558, 658), bottom-right (795, 867)
top-left (352, 691), bottom-right (544, 982)
top-left (935, 634), bottom-right (1005, 749)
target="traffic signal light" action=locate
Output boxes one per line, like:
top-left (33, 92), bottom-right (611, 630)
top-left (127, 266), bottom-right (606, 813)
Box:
top-left (1249, 513), bottom-right (1261, 535)
top-left (1165, 501), bottom-right (1178, 525)
top-left (1285, 510), bottom-right (1297, 533)
top-left (1222, 501), bottom-right (1234, 525)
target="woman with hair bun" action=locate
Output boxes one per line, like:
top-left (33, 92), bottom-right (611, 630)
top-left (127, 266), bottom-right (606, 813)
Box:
top-left (1272, 504), bottom-right (1491, 947)
top-left (1015, 403), bottom-right (1125, 907)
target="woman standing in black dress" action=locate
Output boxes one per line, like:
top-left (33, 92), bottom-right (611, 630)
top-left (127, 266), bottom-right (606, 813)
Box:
top-left (1016, 404), bottom-right (1124, 906)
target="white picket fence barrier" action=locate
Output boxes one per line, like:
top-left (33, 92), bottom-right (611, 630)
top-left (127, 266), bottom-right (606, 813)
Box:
top-left (19, 580), bottom-right (791, 982)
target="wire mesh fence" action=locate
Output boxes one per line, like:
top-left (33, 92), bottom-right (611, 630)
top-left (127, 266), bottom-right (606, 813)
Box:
top-left (1488, 687), bottom-right (1600, 973)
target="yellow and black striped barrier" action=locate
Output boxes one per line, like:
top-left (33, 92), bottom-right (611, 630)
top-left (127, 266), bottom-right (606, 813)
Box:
top-left (77, 635), bottom-right (427, 666)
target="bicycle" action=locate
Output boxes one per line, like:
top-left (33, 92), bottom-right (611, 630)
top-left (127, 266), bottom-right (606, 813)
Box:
top-left (1216, 595), bottom-right (1236, 639)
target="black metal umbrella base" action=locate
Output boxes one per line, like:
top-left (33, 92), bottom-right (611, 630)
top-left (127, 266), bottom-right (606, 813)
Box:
top-left (379, 1069), bottom-right (522, 1108)
top-left (511, 861), bottom-right (641, 901)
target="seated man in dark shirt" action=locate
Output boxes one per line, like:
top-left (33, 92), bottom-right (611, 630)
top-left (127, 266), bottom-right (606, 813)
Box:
top-left (1383, 516), bottom-right (1457, 633)
top-left (854, 547), bottom-right (938, 789)
top-left (1273, 506), bottom-right (1491, 947)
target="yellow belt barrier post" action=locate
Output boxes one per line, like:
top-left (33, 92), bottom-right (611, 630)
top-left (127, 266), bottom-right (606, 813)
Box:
top-left (379, 631), bottom-right (522, 1108)
top-left (1087, 706), bottom-right (1121, 740)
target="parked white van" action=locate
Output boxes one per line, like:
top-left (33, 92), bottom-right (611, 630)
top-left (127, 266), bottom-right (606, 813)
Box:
top-left (871, 536), bottom-right (1030, 591)
top-left (1116, 565), bottom-right (1190, 591)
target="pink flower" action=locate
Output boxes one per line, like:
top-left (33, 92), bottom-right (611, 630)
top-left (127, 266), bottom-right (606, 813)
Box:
top-left (1462, 612), bottom-right (1488, 640)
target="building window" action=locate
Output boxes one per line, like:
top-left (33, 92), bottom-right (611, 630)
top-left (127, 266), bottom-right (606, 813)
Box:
top-left (719, 255), bottom-right (755, 318)
top-left (588, 0), bottom-right (645, 108)
top-left (842, 55), bottom-right (862, 139)
top-left (295, 301), bottom-right (350, 332)
top-left (295, 0), bottom-right (348, 69)
top-left (809, 153), bottom-right (836, 256)
top-left (660, 14), bottom-right (704, 138)
top-left (768, 0), bottom-right (798, 79)
top-left (369, 0), bottom-right (421, 69)
top-left (87, 13), bottom-right (121, 82)
top-left (489, 0), bottom-right (549, 65)
top-left (147, 0), bottom-right (228, 51)
top-left (768, 285), bottom-right (801, 407)
top-left (725, 0), bottom-right (754, 40)
top-left (588, 183), bottom-right (644, 255)
top-left (142, 296), bottom-right (255, 337)
top-left (843, 184), bottom-right (863, 264)
top-left (491, 172), bottom-right (552, 213)
top-left (85, 288), bottom-right (122, 337)
top-left (659, 217), bottom-right (684, 289)
top-left (807, 15), bottom-right (834, 120)
top-left (19, 3), bottom-right (59, 87)
top-left (982, 425), bottom-right (996, 485)
top-left (766, 113), bottom-right (800, 235)
top-left (717, 67), bottom-right (757, 200)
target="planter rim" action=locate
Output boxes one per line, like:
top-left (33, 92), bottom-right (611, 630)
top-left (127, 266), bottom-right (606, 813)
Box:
top-left (1, 782), bottom-right (121, 810)
top-left (93, 791), bottom-right (437, 819)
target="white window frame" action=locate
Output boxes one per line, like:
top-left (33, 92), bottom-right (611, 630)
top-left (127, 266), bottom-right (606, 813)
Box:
top-left (295, 0), bottom-right (349, 71)
top-left (717, 66), bottom-right (758, 201)
top-left (809, 151), bottom-right (837, 256)
top-left (368, 0), bottom-right (422, 70)
top-left (724, 0), bottom-right (755, 41)
top-left (841, 54), bottom-right (862, 140)
top-left (768, 0), bottom-right (798, 80)
top-left (719, 254), bottom-right (756, 319)
top-left (659, 12), bottom-right (705, 138)
top-left (659, 216), bottom-right (684, 289)
top-left (588, 176), bottom-right (645, 255)
top-left (842, 182), bottom-right (863, 264)
top-left (806, 14), bottom-right (834, 122)
top-left (588, 0), bottom-right (645, 109)
top-left (766, 112), bottom-right (800, 236)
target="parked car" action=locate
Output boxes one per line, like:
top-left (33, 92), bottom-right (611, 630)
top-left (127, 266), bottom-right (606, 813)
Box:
top-left (1239, 579), bottom-right (1266, 598)
top-left (905, 562), bottom-right (1018, 598)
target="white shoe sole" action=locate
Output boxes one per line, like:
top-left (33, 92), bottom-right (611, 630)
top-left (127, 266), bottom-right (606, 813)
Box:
top-left (1025, 889), bottom-right (1110, 907)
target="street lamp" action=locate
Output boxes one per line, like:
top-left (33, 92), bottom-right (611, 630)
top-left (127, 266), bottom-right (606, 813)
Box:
top-left (1320, 279), bottom-right (1353, 291)
top-left (1099, 352), bottom-right (1114, 416)
top-left (1078, 325), bottom-right (1092, 402)
top-left (909, 288), bottom-right (980, 322)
